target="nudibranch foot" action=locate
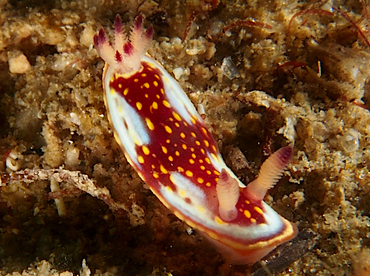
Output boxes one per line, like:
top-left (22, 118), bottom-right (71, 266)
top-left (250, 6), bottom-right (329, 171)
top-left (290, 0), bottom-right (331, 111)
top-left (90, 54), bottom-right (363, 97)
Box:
top-left (94, 14), bottom-right (297, 266)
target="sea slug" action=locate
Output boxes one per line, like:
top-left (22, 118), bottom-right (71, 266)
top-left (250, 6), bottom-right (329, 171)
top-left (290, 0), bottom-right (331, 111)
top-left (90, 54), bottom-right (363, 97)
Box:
top-left (94, 14), bottom-right (297, 264)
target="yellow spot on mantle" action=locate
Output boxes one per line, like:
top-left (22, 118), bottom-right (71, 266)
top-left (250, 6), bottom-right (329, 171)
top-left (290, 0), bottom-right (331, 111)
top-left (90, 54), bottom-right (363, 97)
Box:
top-left (162, 146), bottom-right (168, 154)
top-left (138, 156), bottom-right (144, 164)
top-left (143, 82), bottom-right (150, 88)
top-left (164, 125), bottom-right (172, 134)
top-left (152, 102), bottom-right (158, 109)
top-left (160, 165), bottom-right (168, 174)
top-left (244, 210), bottom-right (251, 219)
top-left (185, 170), bottom-right (193, 177)
top-left (124, 88), bottom-right (129, 95)
top-left (254, 206), bottom-right (264, 215)
top-left (173, 112), bottom-right (181, 121)
top-left (142, 146), bottom-right (150, 155)
top-left (136, 102), bottom-right (142, 110)
top-left (163, 100), bottom-right (170, 107)
top-left (146, 118), bottom-right (154, 130)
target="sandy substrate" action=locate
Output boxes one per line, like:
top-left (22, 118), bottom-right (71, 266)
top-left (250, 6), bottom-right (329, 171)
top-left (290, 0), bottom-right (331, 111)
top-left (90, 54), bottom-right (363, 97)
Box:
top-left (0, 0), bottom-right (370, 275)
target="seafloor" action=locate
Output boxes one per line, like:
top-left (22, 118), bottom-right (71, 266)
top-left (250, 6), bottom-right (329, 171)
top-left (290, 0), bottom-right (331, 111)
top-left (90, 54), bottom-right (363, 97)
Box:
top-left (0, 0), bottom-right (369, 275)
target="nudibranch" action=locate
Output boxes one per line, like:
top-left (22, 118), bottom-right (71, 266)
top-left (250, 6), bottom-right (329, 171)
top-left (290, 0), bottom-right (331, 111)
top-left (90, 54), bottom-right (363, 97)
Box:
top-left (94, 14), bottom-right (298, 264)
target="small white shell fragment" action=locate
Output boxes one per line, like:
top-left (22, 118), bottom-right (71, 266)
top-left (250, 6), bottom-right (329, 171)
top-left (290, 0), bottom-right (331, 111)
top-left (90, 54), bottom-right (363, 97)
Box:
top-left (340, 129), bottom-right (360, 153)
top-left (70, 112), bottom-right (81, 125)
top-left (186, 227), bottom-right (194, 235)
top-left (80, 259), bottom-right (91, 276)
top-left (208, 20), bottom-right (224, 38)
top-left (52, 53), bottom-right (75, 71)
top-left (65, 146), bottom-right (80, 168)
top-left (277, 117), bottom-right (297, 143)
top-left (221, 56), bottom-right (239, 79)
top-left (6, 148), bottom-right (23, 171)
top-left (33, 207), bottom-right (40, 216)
top-left (8, 52), bottom-right (31, 74)
top-left (50, 176), bottom-right (67, 217)
top-left (186, 39), bottom-right (206, 55)
top-left (197, 103), bottom-right (206, 117)
top-left (80, 25), bottom-right (95, 48)
top-left (172, 67), bottom-right (184, 80)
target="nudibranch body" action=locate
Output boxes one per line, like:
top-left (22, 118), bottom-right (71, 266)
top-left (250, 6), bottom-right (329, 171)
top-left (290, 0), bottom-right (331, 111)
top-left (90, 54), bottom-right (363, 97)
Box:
top-left (94, 15), bottom-right (297, 264)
